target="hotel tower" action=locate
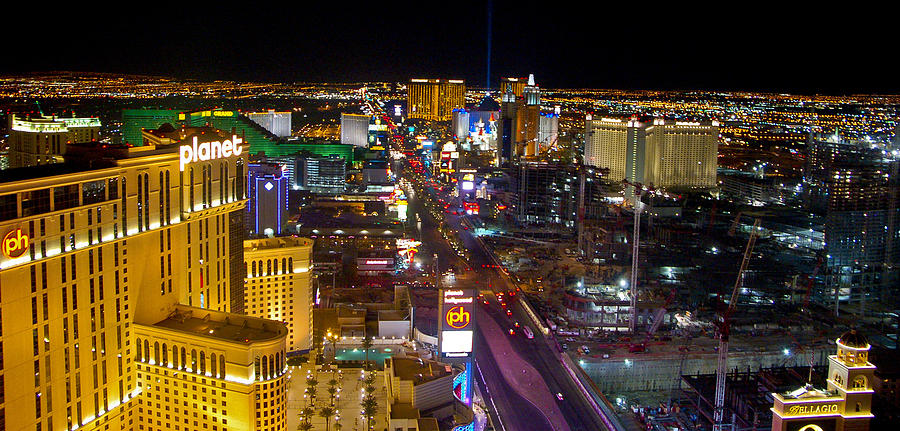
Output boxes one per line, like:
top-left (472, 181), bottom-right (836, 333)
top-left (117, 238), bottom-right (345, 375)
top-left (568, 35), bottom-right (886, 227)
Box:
top-left (0, 126), bottom-right (288, 431)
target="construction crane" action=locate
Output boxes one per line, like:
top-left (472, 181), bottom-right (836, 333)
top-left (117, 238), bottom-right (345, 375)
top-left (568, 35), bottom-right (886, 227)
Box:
top-left (713, 218), bottom-right (761, 431)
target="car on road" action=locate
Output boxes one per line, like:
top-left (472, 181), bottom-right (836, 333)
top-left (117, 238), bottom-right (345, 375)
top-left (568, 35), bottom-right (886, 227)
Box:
top-left (508, 328), bottom-right (516, 336)
top-left (523, 326), bottom-right (534, 339)
top-left (556, 392), bottom-right (564, 401)
top-left (506, 310), bottom-right (512, 317)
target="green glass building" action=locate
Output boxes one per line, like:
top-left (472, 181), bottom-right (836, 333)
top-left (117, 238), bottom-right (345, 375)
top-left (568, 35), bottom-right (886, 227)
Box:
top-left (121, 109), bottom-right (180, 145)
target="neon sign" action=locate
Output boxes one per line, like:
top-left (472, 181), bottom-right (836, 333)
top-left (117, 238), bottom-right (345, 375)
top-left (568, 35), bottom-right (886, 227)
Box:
top-left (785, 404), bottom-right (840, 416)
top-left (446, 306), bottom-right (471, 329)
top-left (2, 228), bottom-right (29, 258)
top-left (179, 135), bottom-right (244, 171)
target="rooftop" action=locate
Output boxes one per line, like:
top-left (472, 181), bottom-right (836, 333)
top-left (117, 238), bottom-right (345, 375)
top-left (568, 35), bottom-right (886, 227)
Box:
top-left (243, 236), bottom-right (313, 252)
top-left (389, 357), bottom-right (452, 386)
top-left (389, 402), bottom-right (419, 419)
top-left (153, 306), bottom-right (286, 343)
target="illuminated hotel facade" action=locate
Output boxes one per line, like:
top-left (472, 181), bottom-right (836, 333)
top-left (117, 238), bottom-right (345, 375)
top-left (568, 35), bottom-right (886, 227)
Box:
top-left (7, 114), bottom-right (101, 168)
top-left (771, 330), bottom-right (874, 431)
top-left (243, 237), bottom-right (313, 352)
top-left (584, 116), bottom-right (719, 190)
top-left (407, 79), bottom-right (465, 122)
top-left (0, 126), bottom-right (288, 431)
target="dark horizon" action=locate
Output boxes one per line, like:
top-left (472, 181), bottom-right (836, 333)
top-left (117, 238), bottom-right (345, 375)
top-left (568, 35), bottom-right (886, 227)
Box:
top-left (4, 2), bottom-right (896, 95)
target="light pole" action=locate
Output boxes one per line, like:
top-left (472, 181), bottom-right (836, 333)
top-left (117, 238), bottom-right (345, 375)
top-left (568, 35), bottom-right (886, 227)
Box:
top-left (325, 330), bottom-right (339, 364)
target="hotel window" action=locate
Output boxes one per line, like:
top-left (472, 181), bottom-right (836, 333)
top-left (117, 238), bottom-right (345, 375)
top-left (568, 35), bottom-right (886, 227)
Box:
top-left (159, 171), bottom-right (166, 226)
top-left (137, 173), bottom-right (144, 231)
top-left (21, 189), bottom-right (51, 217)
top-left (165, 171), bottom-right (171, 223)
top-left (54, 184), bottom-right (80, 212)
top-left (0, 194), bottom-right (17, 221)
top-left (82, 180), bottom-right (106, 206)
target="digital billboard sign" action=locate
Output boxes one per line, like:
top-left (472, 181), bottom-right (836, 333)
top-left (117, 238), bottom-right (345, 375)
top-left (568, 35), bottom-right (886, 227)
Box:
top-left (439, 289), bottom-right (475, 359)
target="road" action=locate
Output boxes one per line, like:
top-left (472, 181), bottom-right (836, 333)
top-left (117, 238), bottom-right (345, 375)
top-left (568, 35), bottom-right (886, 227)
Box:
top-left (402, 162), bottom-right (607, 431)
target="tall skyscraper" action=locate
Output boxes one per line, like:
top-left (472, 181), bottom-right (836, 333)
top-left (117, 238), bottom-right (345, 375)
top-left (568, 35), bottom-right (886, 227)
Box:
top-left (584, 116), bottom-right (719, 190)
top-left (499, 83), bottom-right (518, 163)
top-left (244, 237), bottom-right (313, 352)
top-left (407, 79), bottom-right (465, 121)
top-left (247, 109), bottom-right (292, 137)
top-left (643, 118), bottom-right (719, 189)
top-left (497, 74), bottom-right (542, 159)
top-left (247, 163), bottom-right (289, 237)
top-left (517, 75), bottom-right (541, 157)
top-left (0, 126), bottom-right (288, 431)
top-left (583, 116), bottom-right (644, 182)
top-left (804, 133), bottom-right (900, 313)
top-left (340, 113), bottom-right (370, 147)
top-left (7, 114), bottom-right (101, 168)
top-left (498, 77), bottom-right (528, 98)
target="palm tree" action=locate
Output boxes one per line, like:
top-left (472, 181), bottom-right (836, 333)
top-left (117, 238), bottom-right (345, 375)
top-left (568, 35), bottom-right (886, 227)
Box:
top-left (327, 378), bottom-right (339, 403)
top-left (298, 406), bottom-right (315, 431)
top-left (361, 395), bottom-right (378, 430)
top-left (319, 406), bottom-right (336, 431)
top-left (363, 372), bottom-right (376, 388)
top-left (360, 336), bottom-right (373, 370)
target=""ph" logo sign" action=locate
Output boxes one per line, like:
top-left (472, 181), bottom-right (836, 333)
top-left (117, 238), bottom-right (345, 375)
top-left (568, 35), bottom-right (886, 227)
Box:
top-left (2, 228), bottom-right (30, 258)
top-left (446, 306), bottom-right (470, 329)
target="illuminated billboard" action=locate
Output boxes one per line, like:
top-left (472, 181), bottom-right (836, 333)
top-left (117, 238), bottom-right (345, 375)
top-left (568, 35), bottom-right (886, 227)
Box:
top-left (357, 258), bottom-right (395, 274)
top-left (439, 289), bottom-right (475, 359)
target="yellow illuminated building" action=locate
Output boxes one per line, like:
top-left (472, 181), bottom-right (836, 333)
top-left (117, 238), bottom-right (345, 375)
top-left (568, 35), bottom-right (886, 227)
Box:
top-left (0, 126), bottom-right (287, 431)
top-left (134, 306), bottom-right (287, 431)
top-left (584, 116), bottom-right (719, 190)
top-left (498, 77), bottom-right (527, 98)
top-left (7, 114), bottom-right (101, 168)
top-left (771, 330), bottom-right (874, 431)
top-left (407, 79), bottom-right (465, 122)
top-left (243, 237), bottom-right (313, 352)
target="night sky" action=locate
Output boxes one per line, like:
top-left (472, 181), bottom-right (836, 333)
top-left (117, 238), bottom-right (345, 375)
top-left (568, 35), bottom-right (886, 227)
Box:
top-left (4, 2), bottom-right (896, 94)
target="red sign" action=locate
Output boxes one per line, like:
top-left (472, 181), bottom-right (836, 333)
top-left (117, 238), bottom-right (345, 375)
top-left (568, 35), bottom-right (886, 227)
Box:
top-left (2, 228), bottom-right (29, 258)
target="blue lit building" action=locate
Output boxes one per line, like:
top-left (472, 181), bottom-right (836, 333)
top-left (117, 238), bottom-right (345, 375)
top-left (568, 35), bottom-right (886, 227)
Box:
top-left (247, 162), bottom-right (289, 237)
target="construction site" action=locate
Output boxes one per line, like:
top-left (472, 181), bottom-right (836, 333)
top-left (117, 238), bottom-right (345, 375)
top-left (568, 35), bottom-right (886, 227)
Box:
top-left (479, 177), bottom-right (900, 431)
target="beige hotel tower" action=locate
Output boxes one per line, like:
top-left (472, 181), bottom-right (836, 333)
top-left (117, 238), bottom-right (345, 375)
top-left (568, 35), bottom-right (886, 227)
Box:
top-left (0, 126), bottom-right (288, 431)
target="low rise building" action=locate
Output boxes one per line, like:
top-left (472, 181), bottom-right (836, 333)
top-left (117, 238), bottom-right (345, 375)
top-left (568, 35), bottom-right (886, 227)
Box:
top-left (385, 356), bottom-right (455, 424)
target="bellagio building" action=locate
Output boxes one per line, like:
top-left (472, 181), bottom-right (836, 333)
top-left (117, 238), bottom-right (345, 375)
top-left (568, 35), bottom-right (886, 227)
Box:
top-left (584, 116), bottom-right (719, 191)
top-left (0, 125), bottom-right (288, 431)
top-left (407, 79), bottom-right (465, 122)
top-left (243, 237), bottom-right (314, 352)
